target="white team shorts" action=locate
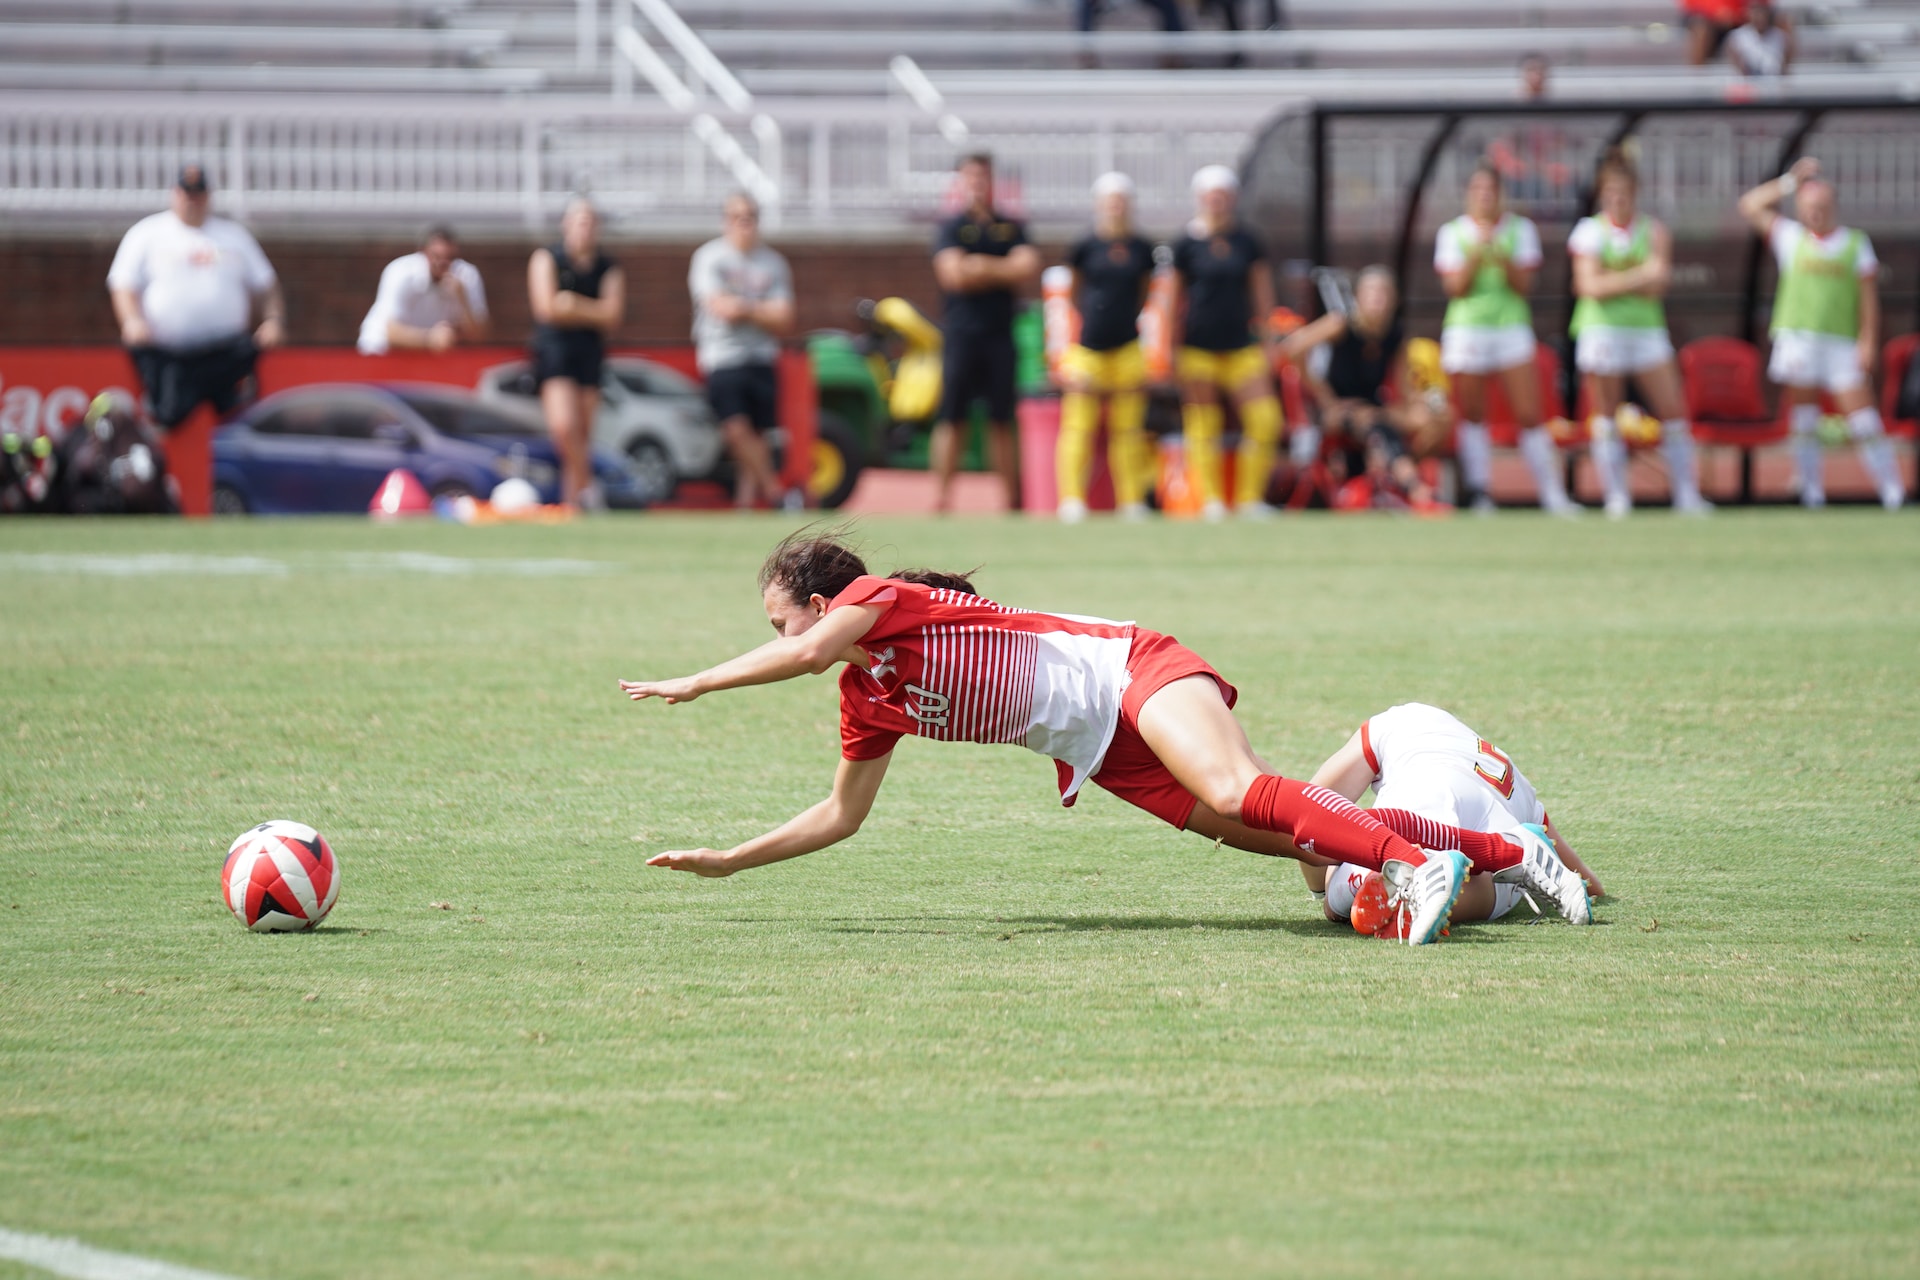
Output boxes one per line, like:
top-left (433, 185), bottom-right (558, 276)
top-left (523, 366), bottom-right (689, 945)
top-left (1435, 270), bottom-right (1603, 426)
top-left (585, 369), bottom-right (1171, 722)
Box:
top-left (1767, 330), bottom-right (1866, 394)
top-left (1574, 326), bottom-right (1675, 377)
top-left (1440, 324), bottom-right (1537, 376)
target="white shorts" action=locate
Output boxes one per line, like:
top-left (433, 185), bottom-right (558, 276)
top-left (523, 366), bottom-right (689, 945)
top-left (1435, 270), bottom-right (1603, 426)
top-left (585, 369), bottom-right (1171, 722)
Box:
top-left (1440, 324), bottom-right (1537, 376)
top-left (1574, 326), bottom-right (1675, 377)
top-left (1768, 330), bottom-right (1866, 394)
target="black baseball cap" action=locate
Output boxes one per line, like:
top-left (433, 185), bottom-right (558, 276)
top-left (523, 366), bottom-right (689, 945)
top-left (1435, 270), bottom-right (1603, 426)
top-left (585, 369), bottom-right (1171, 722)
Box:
top-left (175, 164), bottom-right (211, 195)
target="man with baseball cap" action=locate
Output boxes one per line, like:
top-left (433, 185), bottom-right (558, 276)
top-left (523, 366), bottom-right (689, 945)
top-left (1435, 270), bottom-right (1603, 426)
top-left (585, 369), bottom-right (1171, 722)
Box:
top-left (107, 164), bottom-right (284, 434)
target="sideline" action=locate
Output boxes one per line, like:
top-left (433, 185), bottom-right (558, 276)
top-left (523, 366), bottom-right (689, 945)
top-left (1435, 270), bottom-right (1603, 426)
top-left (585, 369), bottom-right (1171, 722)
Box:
top-left (0, 551), bottom-right (614, 578)
top-left (0, 1227), bottom-right (250, 1280)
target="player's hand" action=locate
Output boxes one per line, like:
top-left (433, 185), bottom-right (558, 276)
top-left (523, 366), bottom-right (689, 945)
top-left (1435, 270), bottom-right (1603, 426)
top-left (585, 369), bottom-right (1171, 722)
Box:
top-left (619, 676), bottom-right (702, 704)
top-left (1788, 156), bottom-right (1821, 184)
top-left (120, 315), bottom-right (154, 347)
top-left (646, 848), bottom-right (735, 877)
top-left (255, 317), bottom-right (285, 350)
top-left (709, 294), bottom-right (748, 322)
top-left (427, 322), bottom-right (458, 353)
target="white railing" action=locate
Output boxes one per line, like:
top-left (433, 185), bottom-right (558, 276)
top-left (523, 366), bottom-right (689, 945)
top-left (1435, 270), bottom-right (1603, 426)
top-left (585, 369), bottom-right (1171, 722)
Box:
top-left (607, 0), bottom-right (782, 221)
top-left (0, 93), bottom-right (1257, 236)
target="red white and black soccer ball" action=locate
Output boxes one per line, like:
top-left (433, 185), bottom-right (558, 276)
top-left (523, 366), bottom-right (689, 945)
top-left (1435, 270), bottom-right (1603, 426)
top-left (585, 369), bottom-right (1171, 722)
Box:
top-left (222, 820), bottom-right (340, 932)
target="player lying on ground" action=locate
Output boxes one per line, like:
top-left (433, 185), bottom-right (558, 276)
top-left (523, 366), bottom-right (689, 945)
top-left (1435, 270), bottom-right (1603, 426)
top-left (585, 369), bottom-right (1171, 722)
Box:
top-left (1297, 702), bottom-right (1597, 932)
top-left (620, 531), bottom-right (1590, 944)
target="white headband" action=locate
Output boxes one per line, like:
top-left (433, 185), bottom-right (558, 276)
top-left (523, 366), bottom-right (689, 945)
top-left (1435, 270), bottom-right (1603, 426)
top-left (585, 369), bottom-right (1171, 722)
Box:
top-left (1192, 164), bottom-right (1239, 195)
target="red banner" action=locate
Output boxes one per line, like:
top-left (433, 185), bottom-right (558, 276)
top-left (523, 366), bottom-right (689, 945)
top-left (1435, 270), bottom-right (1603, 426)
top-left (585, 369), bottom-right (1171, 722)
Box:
top-left (0, 345), bottom-right (815, 515)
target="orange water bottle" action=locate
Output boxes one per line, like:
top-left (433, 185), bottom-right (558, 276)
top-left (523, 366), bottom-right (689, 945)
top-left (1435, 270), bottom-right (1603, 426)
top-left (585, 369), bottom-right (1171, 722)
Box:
top-left (1040, 265), bottom-right (1079, 386)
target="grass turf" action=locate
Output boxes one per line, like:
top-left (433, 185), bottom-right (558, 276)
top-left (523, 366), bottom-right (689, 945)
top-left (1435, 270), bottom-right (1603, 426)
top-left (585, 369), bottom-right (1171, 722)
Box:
top-left (0, 510), bottom-right (1916, 1279)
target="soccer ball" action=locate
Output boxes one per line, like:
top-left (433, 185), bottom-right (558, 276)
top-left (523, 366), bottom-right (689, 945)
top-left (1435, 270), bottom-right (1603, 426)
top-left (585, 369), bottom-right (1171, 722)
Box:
top-left (1349, 869), bottom-right (1418, 941)
top-left (222, 820), bottom-right (340, 932)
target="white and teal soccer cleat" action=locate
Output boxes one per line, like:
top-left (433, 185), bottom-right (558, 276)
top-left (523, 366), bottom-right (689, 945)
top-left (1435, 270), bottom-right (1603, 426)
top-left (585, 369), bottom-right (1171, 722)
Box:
top-left (1381, 849), bottom-right (1469, 946)
top-left (1492, 824), bottom-right (1592, 925)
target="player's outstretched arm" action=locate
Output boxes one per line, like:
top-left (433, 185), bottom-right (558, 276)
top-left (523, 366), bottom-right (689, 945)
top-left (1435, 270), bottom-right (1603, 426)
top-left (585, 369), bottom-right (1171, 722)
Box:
top-left (620, 603), bottom-right (881, 704)
top-left (647, 753), bottom-right (893, 877)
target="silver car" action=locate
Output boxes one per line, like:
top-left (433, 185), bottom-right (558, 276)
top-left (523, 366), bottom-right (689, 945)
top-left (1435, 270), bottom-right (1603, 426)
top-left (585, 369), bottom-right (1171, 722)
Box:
top-left (476, 357), bottom-right (724, 505)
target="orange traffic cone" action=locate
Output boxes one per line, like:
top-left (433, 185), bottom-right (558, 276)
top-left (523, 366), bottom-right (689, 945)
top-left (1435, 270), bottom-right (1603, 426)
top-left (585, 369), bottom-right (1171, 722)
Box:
top-left (1157, 439), bottom-right (1201, 518)
top-left (369, 469), bottom-right (431, 519)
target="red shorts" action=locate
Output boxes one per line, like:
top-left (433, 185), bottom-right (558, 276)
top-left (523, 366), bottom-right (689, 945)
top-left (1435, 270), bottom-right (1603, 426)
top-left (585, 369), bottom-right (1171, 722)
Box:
top-left (1069, 628), bottom-right (1238, 830)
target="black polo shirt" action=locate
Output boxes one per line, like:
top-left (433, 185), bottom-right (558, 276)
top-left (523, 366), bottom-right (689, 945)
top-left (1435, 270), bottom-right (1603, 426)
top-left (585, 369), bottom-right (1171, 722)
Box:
top-left (1065, 232), bottom-right (1156, 352)
top-left (933, 209), bottom-right (1029, 338)
top-left (1170, 224), bottom-right (1268, 352)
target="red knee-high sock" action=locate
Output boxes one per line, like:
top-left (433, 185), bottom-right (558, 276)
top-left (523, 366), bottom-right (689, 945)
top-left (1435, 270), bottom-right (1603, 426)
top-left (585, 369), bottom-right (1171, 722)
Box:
top-left (1241, 776), bottom-right (1424, 871)
top-left (1370, 808), bottom-right (1523, 875)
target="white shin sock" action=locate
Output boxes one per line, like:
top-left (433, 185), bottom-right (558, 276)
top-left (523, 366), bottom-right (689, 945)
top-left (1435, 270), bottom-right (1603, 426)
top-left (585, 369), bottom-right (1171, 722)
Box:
top-left (1790, 403), bottom-right (1824, 503)
top-left (1519, 426), bottom-right (1569, 507)
top-left (1662, 419), bottom-right (1703, 504)
top-left (1457, 421), bottom-right (1493, 498)
top-left (1590, 417), bottom-right (1628, 507)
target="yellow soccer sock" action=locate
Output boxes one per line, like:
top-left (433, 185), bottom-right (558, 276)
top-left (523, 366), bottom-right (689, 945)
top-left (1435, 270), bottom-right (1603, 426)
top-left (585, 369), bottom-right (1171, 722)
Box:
top-left (1108, 389), bottom-right (1151, 508)
top-left (1182, 399), bottom-right (1226, 507)
top-left (1056, 391), bottom-right (1098, 505)
top-left (1234, 393), bottom-right (1283, 509)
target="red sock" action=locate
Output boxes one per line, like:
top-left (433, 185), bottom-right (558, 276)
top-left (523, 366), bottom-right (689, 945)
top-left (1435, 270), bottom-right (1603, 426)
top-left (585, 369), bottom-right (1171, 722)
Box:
top-left (1240, 776), bottom-right (1423, 872)
top-left (1370, 808), bottom-right (1523, 875)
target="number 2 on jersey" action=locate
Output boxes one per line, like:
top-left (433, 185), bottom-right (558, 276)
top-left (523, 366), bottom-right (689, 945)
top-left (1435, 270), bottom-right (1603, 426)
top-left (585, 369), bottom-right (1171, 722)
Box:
top-left (1473, 738), bottom-right (1516, 799)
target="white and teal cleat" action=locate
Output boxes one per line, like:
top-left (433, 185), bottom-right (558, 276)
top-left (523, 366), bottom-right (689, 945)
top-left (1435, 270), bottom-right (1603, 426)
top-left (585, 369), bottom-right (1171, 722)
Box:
top-left (1381, 849), bottom-right (1469, 946)
top-left (1493, 824), bottom-right (1592, 925)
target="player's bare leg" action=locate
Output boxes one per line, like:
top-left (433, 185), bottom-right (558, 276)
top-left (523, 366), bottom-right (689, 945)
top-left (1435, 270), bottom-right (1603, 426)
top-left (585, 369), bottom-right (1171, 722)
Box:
top-left (1634, 360), bottom-right (1711, 513)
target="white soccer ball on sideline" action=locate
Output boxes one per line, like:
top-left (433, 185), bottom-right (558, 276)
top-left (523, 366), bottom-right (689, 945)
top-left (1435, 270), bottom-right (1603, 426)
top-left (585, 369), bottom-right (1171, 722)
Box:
top-left (222, 820), bottom-right (340, 932)
top-left (490, 476), bottom-right (540, 513)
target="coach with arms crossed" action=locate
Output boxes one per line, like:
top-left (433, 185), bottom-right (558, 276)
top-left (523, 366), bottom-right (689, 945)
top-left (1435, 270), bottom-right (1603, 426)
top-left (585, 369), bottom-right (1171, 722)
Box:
top-left (690, 193), bottom-right (798, 510)
top-left (930, 153), bottom-right (1041, 511)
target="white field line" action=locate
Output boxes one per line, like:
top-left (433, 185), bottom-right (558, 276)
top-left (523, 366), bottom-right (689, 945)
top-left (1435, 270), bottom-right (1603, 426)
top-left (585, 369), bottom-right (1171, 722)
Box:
top-left (0, 552), bottom-right (613, 577)
top-left (0, 1227), bottom-right (251, 1280)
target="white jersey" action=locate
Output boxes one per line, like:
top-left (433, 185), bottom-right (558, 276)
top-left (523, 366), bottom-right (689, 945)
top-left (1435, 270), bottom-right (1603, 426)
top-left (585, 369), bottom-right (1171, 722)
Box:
top-left (1362, 701), bottom-right (1546, 839)
top-left (356, 252), bottom-right (489, 355)
top-left (106, 211), bottom-right (277, 352)
top-left (1324, 702), bottom-right (1546, 923)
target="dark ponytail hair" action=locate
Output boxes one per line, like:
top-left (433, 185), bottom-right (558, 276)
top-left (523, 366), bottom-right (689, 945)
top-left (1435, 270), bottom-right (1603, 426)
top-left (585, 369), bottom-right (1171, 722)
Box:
top-left (759, 526), bottom-right (978, 604)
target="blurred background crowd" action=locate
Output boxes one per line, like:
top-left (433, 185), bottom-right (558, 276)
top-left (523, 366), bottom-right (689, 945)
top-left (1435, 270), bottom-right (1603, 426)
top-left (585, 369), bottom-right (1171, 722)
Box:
top-left (1, 0), bottom-right (1915, 518)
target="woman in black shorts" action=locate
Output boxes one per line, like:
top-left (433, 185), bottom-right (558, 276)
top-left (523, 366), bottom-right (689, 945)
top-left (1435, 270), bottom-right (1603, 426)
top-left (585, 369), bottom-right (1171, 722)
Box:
top-left (528, 199), bottom-right (625, 507)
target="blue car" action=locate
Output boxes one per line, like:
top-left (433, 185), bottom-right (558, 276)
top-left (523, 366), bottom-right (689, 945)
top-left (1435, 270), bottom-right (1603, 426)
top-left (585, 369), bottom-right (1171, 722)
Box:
top-left (212, 383), bottom-right (643, 515)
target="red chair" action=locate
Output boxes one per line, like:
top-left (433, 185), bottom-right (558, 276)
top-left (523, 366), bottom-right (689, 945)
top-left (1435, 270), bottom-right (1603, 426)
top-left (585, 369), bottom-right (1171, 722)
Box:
top-left (1881, 333), bottom-right (1920, 439)
top-left (1679, 337), bottom-right (1782, 504)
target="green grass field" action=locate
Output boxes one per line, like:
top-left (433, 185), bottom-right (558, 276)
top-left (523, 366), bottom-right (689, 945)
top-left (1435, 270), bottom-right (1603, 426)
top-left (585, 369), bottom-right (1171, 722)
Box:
top-left (1, 510), bottom-right (1916, 1279)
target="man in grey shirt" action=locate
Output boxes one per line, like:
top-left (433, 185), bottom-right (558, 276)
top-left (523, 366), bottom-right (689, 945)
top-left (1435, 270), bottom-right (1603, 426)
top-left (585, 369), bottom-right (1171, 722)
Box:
top-left (689, 192), bottom-right (796, 509)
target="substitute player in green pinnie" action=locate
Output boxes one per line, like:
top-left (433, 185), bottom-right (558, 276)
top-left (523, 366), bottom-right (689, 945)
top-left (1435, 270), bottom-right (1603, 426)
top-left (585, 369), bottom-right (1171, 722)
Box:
top-left (1435, 164), bottom-right (1579, 516)
top-left (1739, 157), bottom-right (1905, 511)
top-left (1568, 149), bottom-right (1712, 519)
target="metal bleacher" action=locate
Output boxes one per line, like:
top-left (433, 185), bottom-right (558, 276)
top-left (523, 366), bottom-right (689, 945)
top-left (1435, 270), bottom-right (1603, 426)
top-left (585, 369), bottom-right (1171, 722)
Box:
top-left (3, 0), bottom-right (1918, 237)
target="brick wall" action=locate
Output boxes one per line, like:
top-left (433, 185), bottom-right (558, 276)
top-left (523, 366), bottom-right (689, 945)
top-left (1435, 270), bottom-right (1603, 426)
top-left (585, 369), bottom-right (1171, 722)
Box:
top-left (0, 235), bottom-right (1049, 347)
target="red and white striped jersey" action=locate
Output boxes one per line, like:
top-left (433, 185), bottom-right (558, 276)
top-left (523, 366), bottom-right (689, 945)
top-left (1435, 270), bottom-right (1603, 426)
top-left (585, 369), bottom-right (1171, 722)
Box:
top-left (830, 575), bottom-right (1135, 801)
top-left (1361, 702), bottom-right (1546, 838)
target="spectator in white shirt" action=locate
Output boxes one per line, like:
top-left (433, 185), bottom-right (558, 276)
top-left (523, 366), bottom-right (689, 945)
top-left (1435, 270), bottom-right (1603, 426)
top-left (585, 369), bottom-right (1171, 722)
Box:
top-left (357, 226), bottom-right (490, 355)
top-left (688, 193), bottom-right (796, 509)
top-left (106, 163), bottom-right (284, 428)
top-left (1725, 2), bottom-right (1793, 77)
